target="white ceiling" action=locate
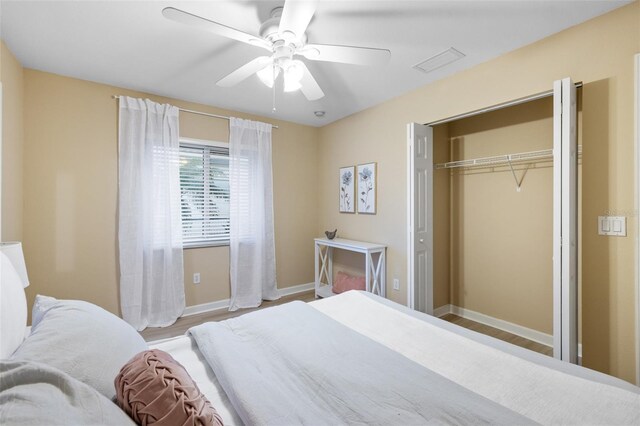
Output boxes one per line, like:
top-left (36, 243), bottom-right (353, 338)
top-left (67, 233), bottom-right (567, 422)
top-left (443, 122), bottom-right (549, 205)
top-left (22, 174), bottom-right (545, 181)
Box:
top-left (0, 0), bottom-right (630, 126)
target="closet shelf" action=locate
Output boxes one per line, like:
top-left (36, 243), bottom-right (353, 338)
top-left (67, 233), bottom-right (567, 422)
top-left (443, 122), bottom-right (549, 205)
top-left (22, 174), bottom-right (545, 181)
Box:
top-left (435, 146), bottom-right (582, 170)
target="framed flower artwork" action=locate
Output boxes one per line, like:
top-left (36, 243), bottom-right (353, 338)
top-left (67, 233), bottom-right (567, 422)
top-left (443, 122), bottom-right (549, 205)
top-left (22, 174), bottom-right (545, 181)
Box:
top-left (357, 162), bottom-right (377, 214)
top-left (339, 166), bottom-right (355, 213)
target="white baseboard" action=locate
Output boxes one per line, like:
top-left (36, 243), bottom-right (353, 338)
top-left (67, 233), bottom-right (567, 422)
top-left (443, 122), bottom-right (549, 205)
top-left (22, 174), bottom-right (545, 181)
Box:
top-left (435, 304), bottom-right (583, 359)
top-left (182, 298), bottom-right (231, 317)
top-left (182, 282), bottom-right (314, 317)
top-left (433, 304), bottom-right (451, 318)
top-left (277, 282), bottom-right (315, 296)
top-left (442, 304), bottom-right (552, 346)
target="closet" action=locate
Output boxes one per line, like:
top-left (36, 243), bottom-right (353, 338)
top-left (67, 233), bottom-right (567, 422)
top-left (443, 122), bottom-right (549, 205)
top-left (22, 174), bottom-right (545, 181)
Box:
top-left (408, 78), bottom-right (580, 362)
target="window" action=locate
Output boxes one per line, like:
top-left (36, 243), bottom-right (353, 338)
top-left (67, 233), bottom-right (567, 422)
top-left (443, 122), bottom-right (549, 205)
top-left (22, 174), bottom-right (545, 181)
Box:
top-left (179, 140), bottom-right (230, 247)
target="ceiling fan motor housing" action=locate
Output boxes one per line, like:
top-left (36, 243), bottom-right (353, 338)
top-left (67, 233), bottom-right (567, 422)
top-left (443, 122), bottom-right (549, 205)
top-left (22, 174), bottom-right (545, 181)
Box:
top-left (259, 7), bottom-right (307, 48)
top-left (273, 41), bottom-right (295, 61)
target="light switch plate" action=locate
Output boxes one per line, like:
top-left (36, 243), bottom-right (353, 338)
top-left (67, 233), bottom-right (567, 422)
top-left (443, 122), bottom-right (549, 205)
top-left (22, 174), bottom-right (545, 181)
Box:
top-left (598, 216), bottom-right (626, 236)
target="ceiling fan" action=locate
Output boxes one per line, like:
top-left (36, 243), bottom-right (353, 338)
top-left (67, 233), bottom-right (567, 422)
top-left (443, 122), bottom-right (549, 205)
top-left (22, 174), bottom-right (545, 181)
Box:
top-left (162, 0), bottom-right (391, 101)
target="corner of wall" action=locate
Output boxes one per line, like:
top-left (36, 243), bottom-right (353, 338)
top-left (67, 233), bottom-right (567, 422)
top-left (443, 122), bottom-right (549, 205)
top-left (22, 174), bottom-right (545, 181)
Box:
top-left (0, 40), bottom-right (25, 242)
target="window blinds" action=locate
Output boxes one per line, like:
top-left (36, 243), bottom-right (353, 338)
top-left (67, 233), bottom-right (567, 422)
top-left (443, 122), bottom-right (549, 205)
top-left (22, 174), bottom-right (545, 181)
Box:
top-left (179, 143), bottom-right (230, 247)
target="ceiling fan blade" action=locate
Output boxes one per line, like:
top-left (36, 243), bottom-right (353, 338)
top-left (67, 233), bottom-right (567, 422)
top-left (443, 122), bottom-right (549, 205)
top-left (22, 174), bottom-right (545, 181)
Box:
top-left (298, 62), bottom-right (324, 101)
top-left (162, 7), bottom-right (272, 51)
top-left (300, 44), bottom-right (391, 67)
top-left (217, 56), bottom-right (273, 87)
top-left (278, 0), bottom-right (317, 39)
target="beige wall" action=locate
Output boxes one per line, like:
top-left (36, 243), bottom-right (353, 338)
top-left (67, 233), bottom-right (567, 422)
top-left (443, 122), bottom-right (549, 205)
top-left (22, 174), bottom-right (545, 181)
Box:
top-left (446, 97), bottom-right (555, 334)
top-left (21, 69), bottom-right (318, 318)
top-left (0, 41), bottom-right (24, 241)
top-left (433, 124), bottom-right (450, 309)
top-left (318, 2), bottom-right (639, 382)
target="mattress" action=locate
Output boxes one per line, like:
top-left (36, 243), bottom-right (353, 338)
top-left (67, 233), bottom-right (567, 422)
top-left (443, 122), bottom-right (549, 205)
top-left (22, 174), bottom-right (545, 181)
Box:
top-left (151, 291), bottom-right (639, 425)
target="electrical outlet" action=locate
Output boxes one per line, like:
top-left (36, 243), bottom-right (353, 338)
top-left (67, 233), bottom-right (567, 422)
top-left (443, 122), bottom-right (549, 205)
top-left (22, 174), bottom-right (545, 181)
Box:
top-left (193, 273), bottom-right (201, 285)
top-left (393, 278), bottom-right (400, 291)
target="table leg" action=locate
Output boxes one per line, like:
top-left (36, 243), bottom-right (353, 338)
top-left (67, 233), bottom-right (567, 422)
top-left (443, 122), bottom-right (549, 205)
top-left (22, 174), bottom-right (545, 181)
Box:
top-left (381, 250), bottom-right (386, 297)
top-left (365, 252), bottom-right (371, 293)
top-left (328, 247), bottom-right (333, 287)
top-left (367, 250), bottom-right (386, 297)
top-left (314, 243), bottom-right (319, 298)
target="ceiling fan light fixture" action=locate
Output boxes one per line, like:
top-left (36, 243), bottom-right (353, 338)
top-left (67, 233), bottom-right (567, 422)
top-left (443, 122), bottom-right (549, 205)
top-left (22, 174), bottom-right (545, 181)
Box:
top-left (257, 64), bottom-right (279, 88)
top-left (286, 60), bottom-right (304, 82)
top-left (284, 79), bottom-right (302, 92)
top-left (281, 60), bottom-right (304, 92)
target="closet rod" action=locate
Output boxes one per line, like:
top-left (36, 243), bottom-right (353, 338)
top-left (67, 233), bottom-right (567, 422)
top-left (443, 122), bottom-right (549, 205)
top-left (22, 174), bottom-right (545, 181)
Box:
top-left (425, 82), bottom-right (582, 127)
top-left (111, 95), bottom-right (279, 129)
top-left (435, 145), bottom-right (582, 170)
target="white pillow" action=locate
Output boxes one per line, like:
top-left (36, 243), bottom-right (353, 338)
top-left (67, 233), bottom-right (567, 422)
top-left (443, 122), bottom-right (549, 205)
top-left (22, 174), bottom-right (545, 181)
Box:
top-left (0, 360), bottom-right (136, 425)
top-left (11, 295), bottom-right (148, 399)
top-left (0, 252), bottom-right (27, 358)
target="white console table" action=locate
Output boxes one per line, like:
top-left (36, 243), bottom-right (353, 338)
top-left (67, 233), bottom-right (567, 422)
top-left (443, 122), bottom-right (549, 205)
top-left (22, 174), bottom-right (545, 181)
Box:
top-left (314, 237), bottom-right (387, 299)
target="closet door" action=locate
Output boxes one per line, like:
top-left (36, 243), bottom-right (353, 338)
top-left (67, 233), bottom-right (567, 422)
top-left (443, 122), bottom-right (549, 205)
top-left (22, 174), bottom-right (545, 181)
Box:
top-left (553, 77), bottom-right (578, 363)
top-left (0, 83), bottom-right (2, 241)
top-left (407, 123), bottom-right (433, 314)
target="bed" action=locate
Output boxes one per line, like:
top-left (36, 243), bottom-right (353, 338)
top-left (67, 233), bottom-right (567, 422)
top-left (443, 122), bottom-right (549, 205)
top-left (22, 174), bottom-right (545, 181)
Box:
top-left (148, 291), bottom-right (640, 425)
top-left (2, 249), bottom-right (639, 426)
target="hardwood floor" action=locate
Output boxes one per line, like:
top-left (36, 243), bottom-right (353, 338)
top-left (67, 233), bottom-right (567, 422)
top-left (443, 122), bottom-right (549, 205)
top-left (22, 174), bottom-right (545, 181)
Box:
top-left (140, 290), bottom-right (316, 342)
top-left (440, 313), bottom-right (553, 356)
top-left (142, 291), bottom-right (552, 358)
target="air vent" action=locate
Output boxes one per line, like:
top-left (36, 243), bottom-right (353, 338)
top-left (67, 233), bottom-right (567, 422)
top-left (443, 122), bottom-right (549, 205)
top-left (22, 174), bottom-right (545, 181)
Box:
top-left (413, 48), bottom-right (465, 74)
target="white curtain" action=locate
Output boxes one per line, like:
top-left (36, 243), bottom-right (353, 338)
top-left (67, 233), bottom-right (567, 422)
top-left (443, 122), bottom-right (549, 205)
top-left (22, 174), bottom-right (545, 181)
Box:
top-left (117, 97), bottom-right (185, 330)
top-left (228, 117), bottom-right (278, 311)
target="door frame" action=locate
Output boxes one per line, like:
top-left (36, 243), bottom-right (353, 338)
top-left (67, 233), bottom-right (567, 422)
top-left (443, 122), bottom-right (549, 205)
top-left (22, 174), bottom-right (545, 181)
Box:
top-left (407, 78), bottom-right (579, 362)
top-left (635, 52), bottom-right (640, 385)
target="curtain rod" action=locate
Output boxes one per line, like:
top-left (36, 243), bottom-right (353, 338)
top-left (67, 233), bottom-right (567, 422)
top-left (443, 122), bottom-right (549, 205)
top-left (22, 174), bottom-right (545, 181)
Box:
top-left (111, 95), bottom-right (279, 129)
top-left (426, 82), bottom-right (583, 127)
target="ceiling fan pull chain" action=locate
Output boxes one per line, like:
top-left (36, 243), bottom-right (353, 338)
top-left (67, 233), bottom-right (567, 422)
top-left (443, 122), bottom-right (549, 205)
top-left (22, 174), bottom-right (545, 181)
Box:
top-left (272, 63), bottom-right (277, 112)
top-left (272, 84), bottom-right (276, 112)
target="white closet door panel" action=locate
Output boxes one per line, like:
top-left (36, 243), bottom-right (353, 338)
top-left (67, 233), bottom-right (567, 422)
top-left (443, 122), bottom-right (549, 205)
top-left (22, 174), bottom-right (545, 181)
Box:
top-left (553, 80), bottom-right (562, 359)
top-left (417, 169), bottom-right (427, 232)
top-left (553, 77), bottom-right (578, 363)
top-left (562, 78), bottom-right (578, 363)
top-left (407, 123), bottom-right (433, 314)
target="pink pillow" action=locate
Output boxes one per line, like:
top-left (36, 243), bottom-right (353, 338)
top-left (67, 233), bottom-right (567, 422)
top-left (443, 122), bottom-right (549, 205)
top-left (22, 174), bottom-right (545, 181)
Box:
top-left (115, 349), bottom-right (223, 426)
top-left (332, 271), bottom-right (366, 294)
